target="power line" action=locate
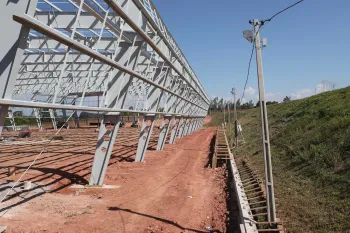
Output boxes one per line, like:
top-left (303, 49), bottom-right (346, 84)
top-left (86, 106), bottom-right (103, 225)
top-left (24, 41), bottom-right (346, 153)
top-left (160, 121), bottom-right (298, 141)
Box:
top-left (240, 42), bottom-right (255, 102)
top-left (265, 0), bottom-right (305, 22)
top-left (240, 0), bottom-right (305, 103)
top-left (240, 25), bottom-right (263, 102)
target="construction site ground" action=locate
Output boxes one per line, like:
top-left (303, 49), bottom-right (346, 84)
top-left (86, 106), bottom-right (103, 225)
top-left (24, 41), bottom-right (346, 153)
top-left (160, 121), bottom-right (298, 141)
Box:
top-left (0, 117), bottom-right (229, 233)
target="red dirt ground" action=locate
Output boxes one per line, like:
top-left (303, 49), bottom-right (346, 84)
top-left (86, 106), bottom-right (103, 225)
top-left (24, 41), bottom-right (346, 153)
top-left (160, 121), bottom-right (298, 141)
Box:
top-left (0, 118), bottom-right (228, 233)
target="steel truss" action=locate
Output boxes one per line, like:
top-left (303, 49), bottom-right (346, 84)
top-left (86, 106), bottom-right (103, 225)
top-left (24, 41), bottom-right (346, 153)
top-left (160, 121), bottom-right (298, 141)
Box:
top-left (0, 0), bottom-right (209, 186)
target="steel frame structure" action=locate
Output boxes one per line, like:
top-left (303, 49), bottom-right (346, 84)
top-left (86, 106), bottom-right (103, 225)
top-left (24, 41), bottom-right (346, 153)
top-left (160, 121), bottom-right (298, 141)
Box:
top-left (0, 0), bottom-right (209, 186)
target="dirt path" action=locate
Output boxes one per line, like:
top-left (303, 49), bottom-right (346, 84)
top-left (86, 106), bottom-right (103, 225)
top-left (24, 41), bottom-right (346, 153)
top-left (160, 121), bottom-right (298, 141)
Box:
top-left (0, 126), bottom-right (228, 233)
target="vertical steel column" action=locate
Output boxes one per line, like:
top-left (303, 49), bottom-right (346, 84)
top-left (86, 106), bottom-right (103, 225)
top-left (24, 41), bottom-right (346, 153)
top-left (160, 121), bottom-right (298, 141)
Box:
top-left (89, 114), bottom-right (121, 186)
top-left (8, 107), bottom-right (16, 131)
top-left (195, 118), bottom-right (200, 131)
top-left (0, 0), bottom-right (38, 100)
top-left (156, 115), bottom-right (172, 150)
top-left (199, 118), bottom-right (204, 128)
top-left (0, 106), bottom-right (9, 135)
top-left (135, 115), bottom-right (156, 162)
top-left (188, 118), bottom-right (194, 135)
top-left (189, 118), bottom-right (196, 134)
top-left (193, 119), bottom-right (198, 132)
top-left (49, 109), bottom-right (57, 130)
top-left (169, 116), bottom-right (180, 144)
top-left (33, 107), bottom-right (43, 130)
top-left (178, 118), bottom-right (187, 138)
top-left (191, 118), bottom-right (198, 133)
top-left (183, 118), bottom-right (191, 137)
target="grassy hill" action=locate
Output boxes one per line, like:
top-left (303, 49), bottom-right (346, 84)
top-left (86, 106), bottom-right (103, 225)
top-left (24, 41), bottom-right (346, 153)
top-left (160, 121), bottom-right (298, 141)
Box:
top-left (209, 87), bottom-right (350, 233)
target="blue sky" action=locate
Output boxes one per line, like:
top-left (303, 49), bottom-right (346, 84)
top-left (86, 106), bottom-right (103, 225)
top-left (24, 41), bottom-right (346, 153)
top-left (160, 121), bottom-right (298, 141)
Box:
top-left (153, 0), bottom-right (350, 102)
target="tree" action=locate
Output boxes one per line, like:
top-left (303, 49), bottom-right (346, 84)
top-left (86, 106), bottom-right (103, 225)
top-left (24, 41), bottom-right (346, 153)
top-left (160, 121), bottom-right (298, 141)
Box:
top-left (248, 100), bottom-right (254, 109)
top-left (241, 100), bottom-right (254, 109)
top-left (210, 97), bottom-right (219, 111)
top-left (255, 101), bottom-right (260, 108)
top-left (283, 96), bottom-right (291, 102)
top-left (13, 111), bottom-right (23, 117)
top-left (266, 101), bottom-right (278, 105)
top-left (218, 98), bottom-right (224, 111)
top-left (236, 99), bottom-right (241, 109)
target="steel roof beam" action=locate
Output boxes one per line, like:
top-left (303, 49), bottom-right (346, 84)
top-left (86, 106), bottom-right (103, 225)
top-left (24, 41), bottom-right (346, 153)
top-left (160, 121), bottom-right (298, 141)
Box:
top-left (13, 13), bottom-right (207, 111)
top-left (133, 0), bottom-right (208, 101)
top-left (105, 0), bottom-right (209, 105)
top-left (0, 98), bottom-right (206, 117)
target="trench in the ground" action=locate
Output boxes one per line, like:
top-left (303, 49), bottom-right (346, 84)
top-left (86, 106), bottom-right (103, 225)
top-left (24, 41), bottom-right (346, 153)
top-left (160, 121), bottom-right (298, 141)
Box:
top-left (206, 134), bottom-right (241, 232)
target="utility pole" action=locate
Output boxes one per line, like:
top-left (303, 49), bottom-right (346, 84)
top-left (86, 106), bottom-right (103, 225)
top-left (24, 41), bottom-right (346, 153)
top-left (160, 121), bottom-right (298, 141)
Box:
top-left (232, 88), bottom-right (238, 148)
top-left (228, 99), bottom-right (231, 131)
top-left (223, 99), bottom-right (226, 126)
top-left (252, 19), bottom-right (276, 223)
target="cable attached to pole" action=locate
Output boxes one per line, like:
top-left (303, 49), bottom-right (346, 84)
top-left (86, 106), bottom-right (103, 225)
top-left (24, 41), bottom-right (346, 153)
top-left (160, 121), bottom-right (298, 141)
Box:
top-left (265, 0), bottom-right (305, 22)
top-left (240, 42), bottom-right (255, 102)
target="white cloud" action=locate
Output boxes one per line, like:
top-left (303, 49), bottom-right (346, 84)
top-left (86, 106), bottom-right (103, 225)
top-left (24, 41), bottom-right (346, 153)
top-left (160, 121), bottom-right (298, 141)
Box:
top-left (290, 88), bottom-right (315, 100)
top-left (241, 87), bottom-right (259, 103)
top-left (265, 92), bottom-right (283, 102)
top-left (244, 87), bottom-right (255, 96)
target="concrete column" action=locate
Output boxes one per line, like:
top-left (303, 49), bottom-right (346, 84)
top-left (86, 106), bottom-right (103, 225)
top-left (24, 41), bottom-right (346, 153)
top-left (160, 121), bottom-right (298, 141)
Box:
top-left (169, 117), bottom-right (181, 144)
top-left (0, 105), bottom-right (9, 136)
top-left (135, 115), bottom-right (155, 162)
top-left (156, 115), bottom-right (172, 151)
top-left (89, 114), bottom-right (121, 186)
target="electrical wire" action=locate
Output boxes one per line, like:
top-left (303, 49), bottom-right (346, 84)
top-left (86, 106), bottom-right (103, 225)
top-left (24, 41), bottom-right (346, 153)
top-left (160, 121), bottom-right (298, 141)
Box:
top-left (0, 111), bottom-right (76, 205)
top-left (240, 25), bottom-right (262, 102)
top-left (240, 42), bottom-right (255, 102)
top-left (240, 0), bottom-right (305, 102)
top-left (265, 0), bottom-right (305, 22)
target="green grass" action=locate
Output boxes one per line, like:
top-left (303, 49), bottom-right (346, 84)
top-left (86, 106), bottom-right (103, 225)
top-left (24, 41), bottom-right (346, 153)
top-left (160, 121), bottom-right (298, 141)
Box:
top-left (210, 87), bottom-right (350, 233)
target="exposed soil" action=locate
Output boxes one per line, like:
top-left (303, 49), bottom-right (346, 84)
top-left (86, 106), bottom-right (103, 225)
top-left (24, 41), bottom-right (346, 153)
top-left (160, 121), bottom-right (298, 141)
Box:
top-left (0, 121), bottom-right (229, 232)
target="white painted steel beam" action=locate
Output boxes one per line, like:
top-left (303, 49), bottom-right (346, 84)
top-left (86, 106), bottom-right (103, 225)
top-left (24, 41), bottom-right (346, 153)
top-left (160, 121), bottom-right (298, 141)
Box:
top-left (89, 115), bottom-right (121, 185)
top-left (133, 0), bottom-right (208, 102)
top-left (156, 115), bottom-right (171, 150)
top-left (135, 114), bottom-right (155, 162)
top-left (13, 14), bottom-right (207, 111)
top-left (104, 0), bottom-right (210, 106)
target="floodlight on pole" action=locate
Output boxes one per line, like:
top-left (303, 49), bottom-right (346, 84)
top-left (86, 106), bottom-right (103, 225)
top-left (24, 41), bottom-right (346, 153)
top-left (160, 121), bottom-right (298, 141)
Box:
top-left (243, 30), bottom-right (253, 43)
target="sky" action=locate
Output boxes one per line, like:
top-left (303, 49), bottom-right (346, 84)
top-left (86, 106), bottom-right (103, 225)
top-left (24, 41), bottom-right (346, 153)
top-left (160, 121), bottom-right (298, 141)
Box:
top-left (152, 0), bottom-right (350, 103)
